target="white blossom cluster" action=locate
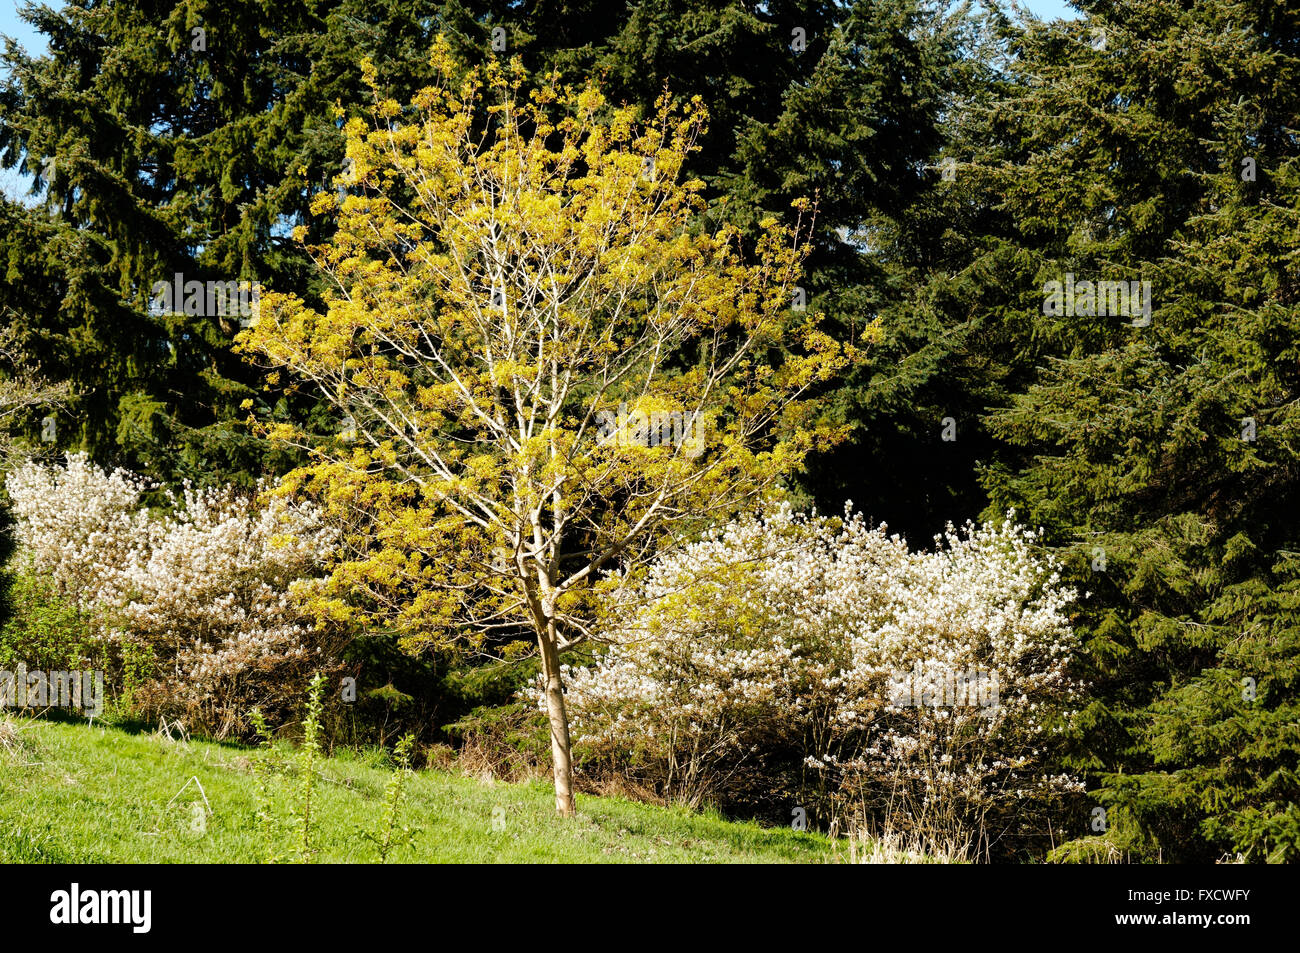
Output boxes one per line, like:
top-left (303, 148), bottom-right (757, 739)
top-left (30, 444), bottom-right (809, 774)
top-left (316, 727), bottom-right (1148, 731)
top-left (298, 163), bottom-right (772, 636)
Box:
top-left (555, 503), bottom-right (1085, 836)
top-left (5, 454), bottom-right (338, 733)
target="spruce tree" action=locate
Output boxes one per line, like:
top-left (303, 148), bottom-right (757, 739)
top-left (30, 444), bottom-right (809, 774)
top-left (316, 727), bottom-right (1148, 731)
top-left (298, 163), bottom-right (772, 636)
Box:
top-left (982, 0), bottom-right (1300, 862)
top-left (0, 0), bottom-right (448, 483)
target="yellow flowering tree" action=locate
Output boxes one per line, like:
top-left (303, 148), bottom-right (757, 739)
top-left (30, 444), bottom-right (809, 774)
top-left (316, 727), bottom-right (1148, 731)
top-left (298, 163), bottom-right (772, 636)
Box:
top-left (239, 41), bottom-right (855, 816)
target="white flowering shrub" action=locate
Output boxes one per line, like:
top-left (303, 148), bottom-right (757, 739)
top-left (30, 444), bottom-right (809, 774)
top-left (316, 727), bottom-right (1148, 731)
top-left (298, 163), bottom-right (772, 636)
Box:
top-left (4, 454), bottom-right (341, 736)
top-left (557, 504), bottom-right (1085, 853)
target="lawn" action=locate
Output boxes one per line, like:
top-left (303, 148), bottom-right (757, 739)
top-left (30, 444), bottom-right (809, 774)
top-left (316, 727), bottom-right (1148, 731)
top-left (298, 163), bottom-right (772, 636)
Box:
top-left (0, 716), bottom-right (836, 864)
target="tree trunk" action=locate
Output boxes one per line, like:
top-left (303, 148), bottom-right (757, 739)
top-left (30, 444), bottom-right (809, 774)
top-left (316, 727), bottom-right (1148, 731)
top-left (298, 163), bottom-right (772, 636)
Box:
top-left (539, 628), bottom-right (576, 817)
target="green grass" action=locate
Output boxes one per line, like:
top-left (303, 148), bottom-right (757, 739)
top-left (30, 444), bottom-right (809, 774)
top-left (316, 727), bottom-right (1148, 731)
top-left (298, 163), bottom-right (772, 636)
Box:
top-left (0, 716), bottom-right (836, 863)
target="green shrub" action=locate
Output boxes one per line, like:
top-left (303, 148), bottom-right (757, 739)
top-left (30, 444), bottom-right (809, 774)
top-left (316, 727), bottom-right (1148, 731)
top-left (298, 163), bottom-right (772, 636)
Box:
top-left (0, 568), bottom-right (98, 674)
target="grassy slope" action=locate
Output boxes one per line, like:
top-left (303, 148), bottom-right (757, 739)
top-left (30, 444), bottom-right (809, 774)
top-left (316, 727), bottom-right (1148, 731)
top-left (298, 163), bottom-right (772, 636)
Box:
top-left (0, 717), bottom-right (835, 864)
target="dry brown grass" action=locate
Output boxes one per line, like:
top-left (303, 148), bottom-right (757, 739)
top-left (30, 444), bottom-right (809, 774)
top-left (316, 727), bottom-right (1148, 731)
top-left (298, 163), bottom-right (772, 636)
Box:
top-left (446, 733), bottom-right (550, 785)
top-left (841, 822), bottom-right (973, 864)
top-left (0, 718), bottom-right (17, 753)
top-left (0, 715), bottom-right (35, 759)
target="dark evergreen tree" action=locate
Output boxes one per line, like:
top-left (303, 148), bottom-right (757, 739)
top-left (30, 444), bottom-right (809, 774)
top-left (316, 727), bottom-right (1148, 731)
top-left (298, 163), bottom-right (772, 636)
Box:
top-left (0, 0), bottom-right (451, 483)
top-left (980, 0), bottom-right (1300, 862)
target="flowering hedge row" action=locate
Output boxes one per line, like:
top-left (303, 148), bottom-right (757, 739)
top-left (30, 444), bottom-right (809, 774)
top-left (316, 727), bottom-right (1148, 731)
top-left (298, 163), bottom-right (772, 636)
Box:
top-left (557, 504), bottom-right (1085, 853)
top-left (5, 454), bottom-right (340, 736)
